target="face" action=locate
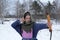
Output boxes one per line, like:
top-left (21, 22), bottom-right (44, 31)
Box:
top-left (24, 15), bottom-right (31, 23)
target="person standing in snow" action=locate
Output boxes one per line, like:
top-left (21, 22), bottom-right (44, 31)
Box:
top-left (11, 12), bottom-right (52, 40)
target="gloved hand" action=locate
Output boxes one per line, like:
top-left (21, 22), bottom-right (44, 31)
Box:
top-left (47, 23), bottom-right (52, 32)
top-left (49, 28), bottom-right (52, 32)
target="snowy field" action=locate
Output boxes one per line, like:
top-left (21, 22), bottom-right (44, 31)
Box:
top-left (0, 19), bottom-right (60, 40)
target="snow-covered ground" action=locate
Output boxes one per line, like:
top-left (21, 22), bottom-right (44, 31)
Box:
top-left (0, 19), bottom-right (60, 40)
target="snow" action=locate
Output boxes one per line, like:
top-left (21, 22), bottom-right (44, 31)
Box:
top-left (0, 19), bottom-right (60, 40)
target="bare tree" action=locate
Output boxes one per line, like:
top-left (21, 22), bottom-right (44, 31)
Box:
top-left (0, 0), bottom-right (2, 18)
top-left (16, 0), bottom-right (25, 19)
top-left (31, 1), bottom-right (41, 15)
top-left (0, 0), bottom-right (6, 24)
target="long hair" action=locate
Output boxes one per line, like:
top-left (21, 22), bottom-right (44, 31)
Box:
top-left (22, 12), bottom-right (33, 33)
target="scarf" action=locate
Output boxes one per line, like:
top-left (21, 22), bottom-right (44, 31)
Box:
top-left (22, 21), bottom-right (34, 33)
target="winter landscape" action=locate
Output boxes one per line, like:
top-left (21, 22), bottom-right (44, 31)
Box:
top-left (0, 0), bottom-right (60, 40)
top-left (0, 18), bottom-right (60, 40)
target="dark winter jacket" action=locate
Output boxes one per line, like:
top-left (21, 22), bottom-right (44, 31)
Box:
top-left (11, 20), bottom-right (48, 40)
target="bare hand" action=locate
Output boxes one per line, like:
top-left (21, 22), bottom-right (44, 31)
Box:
top-left (20, 17), bottom-right (24, 23)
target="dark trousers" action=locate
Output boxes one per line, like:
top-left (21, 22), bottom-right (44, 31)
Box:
top-left (22, 38), bottom-right (37, 40)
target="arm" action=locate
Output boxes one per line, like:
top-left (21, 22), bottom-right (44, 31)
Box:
top-left (35, 23), bottom-right (48, 31)
top-left (11, 17), bottom-right (24, 28)
top-left (11, 20), bottom-right (22, 35)
top-left (11, 20), bottom-right (21, 28)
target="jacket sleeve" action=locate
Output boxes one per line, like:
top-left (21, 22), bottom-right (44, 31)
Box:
top-left (35, 23), bottom-right (48, 31)
top-left (11, 20), bottom-right (22, 35)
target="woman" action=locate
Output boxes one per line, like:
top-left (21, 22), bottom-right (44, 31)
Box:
top-left (11, 12), bottom-right (52, 40)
